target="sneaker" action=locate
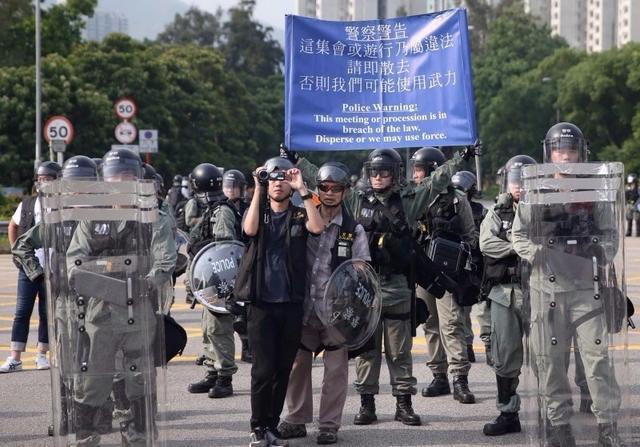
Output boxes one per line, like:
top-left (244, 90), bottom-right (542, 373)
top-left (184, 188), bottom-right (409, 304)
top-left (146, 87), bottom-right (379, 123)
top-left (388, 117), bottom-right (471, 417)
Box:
top-left (36, 353), bottom-right (50, 370)
top-left (250, 428), bottom-right (269, 447)
top-left (265, 429), bottom-right (289, 446)
top-left (0, 356), bottom-right (23, 373)
top-left (277, 421), bottom-right (307, 439)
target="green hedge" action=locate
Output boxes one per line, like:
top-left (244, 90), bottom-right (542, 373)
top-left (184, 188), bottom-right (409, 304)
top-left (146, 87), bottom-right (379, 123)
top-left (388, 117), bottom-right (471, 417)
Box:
top-left (0, 195), bottom-right (21, 221)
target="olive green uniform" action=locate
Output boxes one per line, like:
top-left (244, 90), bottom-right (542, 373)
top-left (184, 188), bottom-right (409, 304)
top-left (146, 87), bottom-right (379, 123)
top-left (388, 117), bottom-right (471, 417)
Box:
top-left (512, 199), bottom-right (621, 426)
top-left (419, 189), bottom-right (478, 377)
top-left (479, 193), bottom-right (523, 413)
top-left (191, 204), bottom-right (240, 378)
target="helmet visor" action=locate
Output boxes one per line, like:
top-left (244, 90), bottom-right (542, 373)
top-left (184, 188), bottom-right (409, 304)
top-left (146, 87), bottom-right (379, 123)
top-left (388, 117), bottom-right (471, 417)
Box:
top-left (543, 137), bottom-right (587, 163)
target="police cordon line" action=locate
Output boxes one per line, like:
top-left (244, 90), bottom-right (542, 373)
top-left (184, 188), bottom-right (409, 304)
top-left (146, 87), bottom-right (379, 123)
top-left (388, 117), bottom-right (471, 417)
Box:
top-left (7, 121), bottom-right (635, 447)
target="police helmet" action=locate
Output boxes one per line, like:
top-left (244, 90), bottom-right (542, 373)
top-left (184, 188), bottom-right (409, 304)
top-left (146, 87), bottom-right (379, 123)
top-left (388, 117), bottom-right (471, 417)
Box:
top-left (35, 161), bottom-right (62, 180)
top-left (173, 174), bottom-right (183, 187)
top-left (142, 163), bottom-right (157, 180)
top-left (364, 149), bottom-right (403, 185)
top-left (222, 169), bottom-right (247, 189)
top-left (410, 147), bottom-right (445, 173)
top-left (190, 163), bottom-right (223, 193)
top-left (264, 157), bottom-right (294, 173)
top-left (451, 170), bottom-right (477, 194)
top-left (102, 148), bottom-right (143, 180)
top-left (501, 155), bottom-right (536, 195)
top-left (316, 162), bottom-right (350, 187)
top-left (543, 122), bottom-right (588, 163)
top-left (62, 156), bottom-right (98, 180)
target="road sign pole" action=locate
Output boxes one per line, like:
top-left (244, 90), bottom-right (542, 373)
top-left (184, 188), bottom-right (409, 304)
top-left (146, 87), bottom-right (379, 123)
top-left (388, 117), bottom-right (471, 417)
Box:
top-left (35, 0), bottom-right (41, 169)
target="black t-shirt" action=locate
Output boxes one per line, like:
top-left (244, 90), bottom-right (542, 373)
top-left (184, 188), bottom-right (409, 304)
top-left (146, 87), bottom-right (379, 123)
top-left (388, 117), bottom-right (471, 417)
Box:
top-left (262, 209), bottom-right (291, 302)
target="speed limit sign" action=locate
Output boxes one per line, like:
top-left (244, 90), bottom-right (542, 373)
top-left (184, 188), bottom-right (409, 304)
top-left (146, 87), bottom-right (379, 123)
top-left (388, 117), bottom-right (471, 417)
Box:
top-left (115, 121), bottom-right (138, 144)
top-left (44, 116), bottom-right (74, 144)
top-left (114, 97), bottom-right (137, 120)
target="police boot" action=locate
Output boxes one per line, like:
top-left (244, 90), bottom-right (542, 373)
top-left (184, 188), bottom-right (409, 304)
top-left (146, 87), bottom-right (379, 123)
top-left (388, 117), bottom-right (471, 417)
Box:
top-left (546, 424), bottom-right (576, 447)
top-left (188, 370), bottom-right (217, 393)
top-left (113, 377), bottom-right (131, 420)
top-left (353, 394), bottom-right (377, 425)
top-left (241, 338), bottom-right (253, 363)
top-left (598, 423), bottom-right (627, 447)
top-left (483, 376), bottom-right (521, 435)
top-left (421, 373), bottom-right (450, 397)
top-left (467, 344), bottom-right (476, 363)
top-left (75, 402), bottom-right (101, 447)
top-left (394, 395), bottom-right (421, 426)
top-left (452, 375), bottom-right (476, 404)
top-left (120, 398), bottom-right (156, 447)
top-left (485, 343), bottom-right (494, 366)
top-left (95, 397), bottom-right (114, 434)
top-left (208, 375), bottom-right (233, 398)
top-left (579, 385), bottom-right (592, 414)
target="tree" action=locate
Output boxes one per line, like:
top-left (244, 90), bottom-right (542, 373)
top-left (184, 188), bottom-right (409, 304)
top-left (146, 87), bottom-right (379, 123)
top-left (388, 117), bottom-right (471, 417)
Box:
top-left (219, 0), bottom-right (284, 77)
top-left (558, 43), bottom-right (640, 170)
top-left (157, 6), bottom-right (223, 46)
top-left (0, 0), bottom-right (97, 68)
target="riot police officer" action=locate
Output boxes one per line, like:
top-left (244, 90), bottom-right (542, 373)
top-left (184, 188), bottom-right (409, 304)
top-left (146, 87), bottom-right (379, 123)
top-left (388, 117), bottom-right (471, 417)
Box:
top-left (221, 169), bottom-right (252, 363)
top-left (479, 154), bottom-right (535, 436)
top-left (187, 163), bottom-right (240, 399)
top-left (452, 170), bottom-right (492, 364)
top-left (166, 175), bottom-right (183, 212)
top-left (411, 148), bottom-right (479, 405)
top-left (624, 173), bottom-right (639, 237)
top-left (294, 144), bottom-right (474, 426)
top-left (513, 123), bottom-right (626, 447)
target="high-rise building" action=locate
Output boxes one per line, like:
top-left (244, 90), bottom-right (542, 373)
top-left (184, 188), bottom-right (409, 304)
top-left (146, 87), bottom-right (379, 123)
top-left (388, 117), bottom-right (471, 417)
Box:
top-left (550, 0), bottom-right (587, 49)
top-left (426, 0), bottom-right (459, 12)
top-left (617, 0), bottom-right (640, 47)
top-left (349, 0), bottom-right (378, 20)
top-left (586, 0), bottom-right (617, 53)
top-left (315, 0), bottom-right (351, 20)
top-left (524, 0), bottom-right (551, 26)
top-left (83, 11), bottom-right (129, 42)
top-left (297, 0), bottom-right (317, 17)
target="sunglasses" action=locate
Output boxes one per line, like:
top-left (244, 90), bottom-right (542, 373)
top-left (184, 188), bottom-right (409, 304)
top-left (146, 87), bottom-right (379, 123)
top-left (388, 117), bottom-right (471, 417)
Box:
top-left (369, 169), bottom-right (392, 178)
top-left (318, 184), bottom-right (346, 193)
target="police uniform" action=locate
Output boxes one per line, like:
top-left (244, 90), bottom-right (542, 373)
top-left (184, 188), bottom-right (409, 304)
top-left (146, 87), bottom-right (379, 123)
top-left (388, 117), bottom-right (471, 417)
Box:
top-left (417, 186), bottom-right (478, 393)
top-left (480, 193), bottom-right (524, 415)
top-left (190, 202), bottom-right (241, 396)
top-left (624, 179), bottom-right (639, 237)
top-left (512, 198), bottom-right (622, 428)
top-left (463, 199), bottom-right (491, 358)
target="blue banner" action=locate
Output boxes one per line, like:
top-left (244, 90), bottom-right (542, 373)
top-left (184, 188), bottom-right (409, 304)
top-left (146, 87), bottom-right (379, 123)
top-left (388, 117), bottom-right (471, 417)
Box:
top-left (284, 9), bottom-right (477, 151)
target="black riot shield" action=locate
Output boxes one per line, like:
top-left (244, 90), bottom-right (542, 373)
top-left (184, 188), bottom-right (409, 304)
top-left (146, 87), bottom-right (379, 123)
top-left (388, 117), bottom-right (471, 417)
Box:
top-left (189, 241), bottom-right (245, 314)
top-left (39, 179), bottom-right (173, 446)
top-left (318, 259), bottom-right (382, 350)
top-left (517, 162), bottom-right (632, 446)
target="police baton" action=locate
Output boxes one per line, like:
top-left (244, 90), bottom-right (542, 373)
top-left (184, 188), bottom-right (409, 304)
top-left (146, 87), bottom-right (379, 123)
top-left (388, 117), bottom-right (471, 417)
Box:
top-left (473, 139), bottom-right (483, 193)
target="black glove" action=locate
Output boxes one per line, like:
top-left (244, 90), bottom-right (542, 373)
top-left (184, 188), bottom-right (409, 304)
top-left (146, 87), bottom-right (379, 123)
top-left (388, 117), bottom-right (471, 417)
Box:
top-left (462, 139), bottom-right (482, 161)
top-left (279, 143), bottom-right (300, 164)
top-left (225, 295), bottom-right (244, 316)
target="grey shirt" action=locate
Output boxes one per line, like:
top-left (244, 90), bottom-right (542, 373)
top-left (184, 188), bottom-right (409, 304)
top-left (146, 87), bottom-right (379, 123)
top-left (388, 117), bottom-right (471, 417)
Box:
top-left (305, 209), bottom-right (370, 325)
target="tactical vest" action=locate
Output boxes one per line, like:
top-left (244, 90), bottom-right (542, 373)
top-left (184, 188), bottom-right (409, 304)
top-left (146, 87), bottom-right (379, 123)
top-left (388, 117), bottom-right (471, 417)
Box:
top-left (189, 199), bottom-right (240, 257)
top-left (329, 206), bottom-right (358, 272)
top-left (470, 200), bottom-right (486, 231)
top-left (482, 197), bottom-right (520, 288)
top-left (417, 186), bottom-right (462, 243)
top-left (355, 189), bottom-right (408, 275)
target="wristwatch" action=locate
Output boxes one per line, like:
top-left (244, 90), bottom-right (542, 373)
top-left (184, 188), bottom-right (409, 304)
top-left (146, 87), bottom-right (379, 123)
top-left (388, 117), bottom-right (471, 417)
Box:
top-left (300, 191), bottom-right (313, 201)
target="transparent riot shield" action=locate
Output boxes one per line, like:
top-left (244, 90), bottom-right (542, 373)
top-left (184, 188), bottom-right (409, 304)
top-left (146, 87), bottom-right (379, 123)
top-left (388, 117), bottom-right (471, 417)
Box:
top-left (318, 259), bottom-right (382, 350)
top-left (174, 229), bottom-right (189, 278)
top-left (189, 241), bottom-right (245, 314)
top-left (39, 179), bottom-right (172, 447)
top-left (518, 162), bottom-right (632, 446)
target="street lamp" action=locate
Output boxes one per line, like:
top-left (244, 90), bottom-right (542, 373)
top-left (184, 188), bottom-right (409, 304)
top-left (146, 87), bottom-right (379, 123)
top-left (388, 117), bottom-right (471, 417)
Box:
top-left (542, 76), bottom-right (560, 122)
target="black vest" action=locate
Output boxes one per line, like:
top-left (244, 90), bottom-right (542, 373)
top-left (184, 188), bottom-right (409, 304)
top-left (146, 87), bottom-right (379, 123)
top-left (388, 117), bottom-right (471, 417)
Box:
top-left (418, 186), bottom-right (462, 242)
top-left (17, 196), bottom-right (37, 238)
top-left (482, 197), bottom-right (519, 288)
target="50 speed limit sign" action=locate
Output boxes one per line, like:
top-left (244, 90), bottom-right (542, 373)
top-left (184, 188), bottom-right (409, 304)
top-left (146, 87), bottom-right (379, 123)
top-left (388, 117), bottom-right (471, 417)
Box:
top-left (114, 97), bottom-right (137, 120)
top-left (44, 116), bottom-right (74, 144)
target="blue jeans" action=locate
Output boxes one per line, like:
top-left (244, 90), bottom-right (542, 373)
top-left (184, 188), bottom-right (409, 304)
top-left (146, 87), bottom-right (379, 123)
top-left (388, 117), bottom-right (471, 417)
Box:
top-left (10, 268), bottom-right (48, 352)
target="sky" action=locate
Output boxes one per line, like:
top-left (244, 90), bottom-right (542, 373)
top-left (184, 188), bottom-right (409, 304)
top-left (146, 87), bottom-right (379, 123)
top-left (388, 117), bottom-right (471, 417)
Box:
top-left (186, 0), bottom-right (294, 31)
